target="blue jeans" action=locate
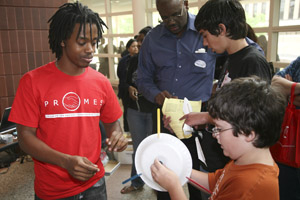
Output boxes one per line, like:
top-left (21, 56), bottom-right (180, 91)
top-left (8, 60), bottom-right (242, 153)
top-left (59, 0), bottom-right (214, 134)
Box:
top-left (127, 108), bottom-right (152, 188)
top-left (35, 177), bottom-right (107, 200)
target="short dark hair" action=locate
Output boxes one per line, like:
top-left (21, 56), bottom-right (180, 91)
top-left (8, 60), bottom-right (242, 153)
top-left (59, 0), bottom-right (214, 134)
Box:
top-left (208, 76), bottom-right (286, 148)
top-left (139, 26), bottom-right (152, 36)
top-left (126, 39), bottom-right (137, 49)
top-left (48, 2), bottom-right (107, 60)
top-left (195, 0), bottom-right (247, 40)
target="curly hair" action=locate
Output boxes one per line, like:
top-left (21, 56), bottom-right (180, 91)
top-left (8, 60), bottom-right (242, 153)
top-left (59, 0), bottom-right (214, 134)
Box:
top-left (48, 2), bottom-right (107, 60)
top-left (208, 76), bottom-right (286, 148)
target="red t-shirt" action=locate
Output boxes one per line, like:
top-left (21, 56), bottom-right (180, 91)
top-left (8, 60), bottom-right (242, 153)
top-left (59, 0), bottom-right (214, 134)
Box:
top-left (9, 61), bottom-right (122, 199)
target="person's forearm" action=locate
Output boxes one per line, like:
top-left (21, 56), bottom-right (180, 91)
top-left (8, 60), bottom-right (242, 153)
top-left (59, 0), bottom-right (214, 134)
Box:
top-left (203, 112), bottom-right (214, 124)
top-left (271, 75), bottom-right (298, 97)
top-left (103, 120), bottom-right (122, 138)
top-left (181, 112), bottom-right (213, 127)
top-left (18, 127), bottom-right (70, 169)
top-left (293, 96), bottom-right (300, 106)
top-left (168, 185), bottom-right (188, 200)
top-left (190, 169), bottom-right (210, 190)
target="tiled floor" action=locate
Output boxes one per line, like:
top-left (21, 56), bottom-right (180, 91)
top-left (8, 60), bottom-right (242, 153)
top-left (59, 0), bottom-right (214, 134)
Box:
top-left (0, 157), bottom-right (35, 199)
top-left (0, 157), bottom-right (189, 200)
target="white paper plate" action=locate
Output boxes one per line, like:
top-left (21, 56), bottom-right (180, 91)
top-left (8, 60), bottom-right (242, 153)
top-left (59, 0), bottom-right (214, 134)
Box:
top-left (135, 133), bottom-right (192, 191)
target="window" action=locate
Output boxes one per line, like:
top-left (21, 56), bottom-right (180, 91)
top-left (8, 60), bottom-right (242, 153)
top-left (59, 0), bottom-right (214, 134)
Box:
top-left (289, 0), bottom-right (295, 20)
top-left (241, 1), bottom-right (270, 27)
top-left (111, 0), bottom-right (132, 13)
top-left (279, 0), bottom-right (300, 25)
top-left (75, 0), bottom-right (135, 81)
top-left (74, 0), bottom-right (300, 80)
top-left (112, 15), bottom-right (134, 34)
top-left (278, 31), bottom-right (300, 62)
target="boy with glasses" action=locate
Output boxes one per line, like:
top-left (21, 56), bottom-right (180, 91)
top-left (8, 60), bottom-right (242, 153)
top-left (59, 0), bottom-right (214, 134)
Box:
top-left (151, 76), bottom-right (286, 200)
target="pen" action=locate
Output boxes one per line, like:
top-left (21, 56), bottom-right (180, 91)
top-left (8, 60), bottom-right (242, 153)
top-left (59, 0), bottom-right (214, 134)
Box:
top-left (122, 173), bottom-right (142, 184)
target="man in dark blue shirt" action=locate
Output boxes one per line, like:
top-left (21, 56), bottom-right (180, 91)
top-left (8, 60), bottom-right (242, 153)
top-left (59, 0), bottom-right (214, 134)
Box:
top-left (137, 1), bottom-right (216, 200)
top-left (137, 0), bottom-right (263, 199)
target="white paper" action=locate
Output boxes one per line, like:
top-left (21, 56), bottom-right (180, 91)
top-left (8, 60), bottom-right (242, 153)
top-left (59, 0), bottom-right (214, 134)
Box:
top-left (183, 97), bottom-right (194, 135)
top-left (195, 136), bottom-right (207, 166)
top-left (183, 97), bottom-right (193, 114)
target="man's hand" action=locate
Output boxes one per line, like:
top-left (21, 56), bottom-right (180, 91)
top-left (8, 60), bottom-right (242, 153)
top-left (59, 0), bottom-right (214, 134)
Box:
top-left (63, 155), bottom-right (99, 181)
top-left (103, 121), bottom-right (128, 152)
top-left (155, 90), bottom-right (173, 106)
top-left (285, 74), bottom-right (293, 81)
top-left (128, 86), bottom-right (138, 101)
top-left (106, 131), bottom-right (128, 152)
top-left (163, 115), bottom-right (174, 133)
top-left (17, 124), bottom-right (98, 182)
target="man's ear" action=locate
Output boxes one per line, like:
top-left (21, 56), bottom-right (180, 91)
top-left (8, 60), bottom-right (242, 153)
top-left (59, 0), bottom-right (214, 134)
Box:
top-left (218, 24), bottom-right (227, 36)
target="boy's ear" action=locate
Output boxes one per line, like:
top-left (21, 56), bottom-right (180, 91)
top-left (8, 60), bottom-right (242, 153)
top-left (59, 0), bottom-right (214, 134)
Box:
top-left (245, 131), bottom-right (256, 142)
top-left (218, 24), bottom-right (227, 36)
top-left (61, 41), bottom-right (65, 47)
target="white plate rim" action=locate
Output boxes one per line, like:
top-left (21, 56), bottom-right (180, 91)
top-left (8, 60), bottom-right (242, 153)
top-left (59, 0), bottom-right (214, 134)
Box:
top-left (135, 133), bottom-right (192, 191)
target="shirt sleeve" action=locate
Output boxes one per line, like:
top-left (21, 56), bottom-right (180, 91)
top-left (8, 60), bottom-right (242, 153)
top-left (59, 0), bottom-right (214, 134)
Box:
top-left (276, 56), bottom-right (300, 82)
top-left (9, 73), bottom-right (40, 128)
top-left (208, 168), bottom-right (225, 191)
top-left (136, 35), bottom-right (161, 103)
top-left (242, 54), bottom-right (271, 82)
top-left (246, 37), bottom-right (265, 56)
top-left (99, 79), bottom-right (123, 123)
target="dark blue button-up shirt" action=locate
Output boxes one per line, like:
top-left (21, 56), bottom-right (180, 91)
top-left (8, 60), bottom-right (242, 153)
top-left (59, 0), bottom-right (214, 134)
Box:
top-left (137, 13), bottom-right (217, 103)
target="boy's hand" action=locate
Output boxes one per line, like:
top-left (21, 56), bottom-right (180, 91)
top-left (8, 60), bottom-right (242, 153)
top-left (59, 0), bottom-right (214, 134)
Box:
top-left (180, 112), bottom-right (211, 128)
top-left (106, 131), bottom-right (128, 152)
top-left (64, 155), bottom-right (99, 181)
top-left (150, 159), bottom-right (181, 191)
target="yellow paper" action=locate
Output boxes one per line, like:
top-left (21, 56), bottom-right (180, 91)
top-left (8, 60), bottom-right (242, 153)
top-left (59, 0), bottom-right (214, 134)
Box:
top-left (162, 98), bottom-right (202, 139)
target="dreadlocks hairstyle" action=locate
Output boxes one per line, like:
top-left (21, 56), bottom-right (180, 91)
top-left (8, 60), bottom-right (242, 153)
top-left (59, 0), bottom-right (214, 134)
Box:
top-left (48, 2), bottom-right (107, 60)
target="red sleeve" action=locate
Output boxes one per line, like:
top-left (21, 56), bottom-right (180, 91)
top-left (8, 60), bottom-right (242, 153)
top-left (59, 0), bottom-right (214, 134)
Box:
top-left (208, 168), bottom-right (225, 191)
top-left (9, 73), bottom-right (40, 128)
top-left (99, 79), bottom-right (122, 123)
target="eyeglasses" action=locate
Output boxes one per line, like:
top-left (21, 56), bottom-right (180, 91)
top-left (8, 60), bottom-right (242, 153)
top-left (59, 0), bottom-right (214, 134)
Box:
top-left (160, 2), bottom-right (184, 22)
top-left (205, 125), bottom-right (233, 138)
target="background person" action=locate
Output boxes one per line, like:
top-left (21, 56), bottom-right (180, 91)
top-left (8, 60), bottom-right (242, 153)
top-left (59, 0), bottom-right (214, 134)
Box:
top-left (117, 39), bottom-right (139, 133)
top-left (120, 26), bottom-right (154, 194)
top-left (136, 0), bottom-right (220, 199)
top-left (8, 2), bottom-right (128, 199)
top-left (98, 38), bottom-right (110, 77)
top-left (271, 56), bottom-right (300, 200)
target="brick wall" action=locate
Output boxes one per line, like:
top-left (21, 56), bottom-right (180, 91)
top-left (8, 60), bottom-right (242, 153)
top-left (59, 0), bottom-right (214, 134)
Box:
top-left (0, 0), bottom-right (68, 120)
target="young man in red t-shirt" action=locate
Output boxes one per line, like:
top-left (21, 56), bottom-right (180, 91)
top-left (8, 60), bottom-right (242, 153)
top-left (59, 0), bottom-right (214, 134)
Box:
top-left (9, 2), bottom-right (128, 199)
